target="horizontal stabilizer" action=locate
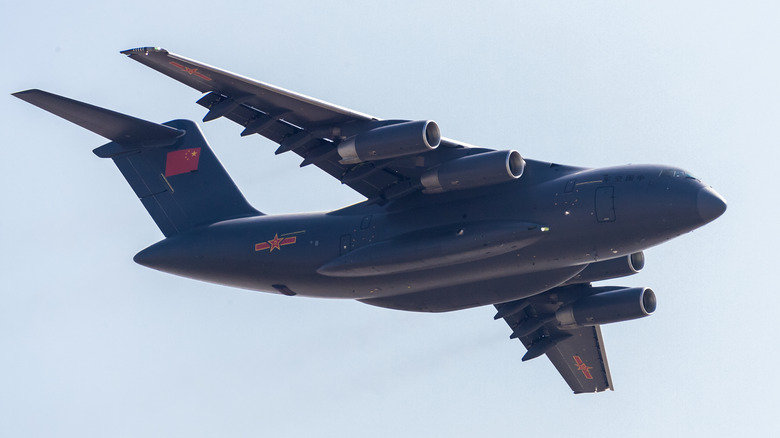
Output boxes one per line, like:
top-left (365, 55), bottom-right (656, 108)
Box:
top-left (12, 89), bottom-right (184, 148)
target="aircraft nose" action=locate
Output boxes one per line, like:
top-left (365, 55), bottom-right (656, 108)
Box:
top-left (697, 186), bottom-right (727, 223)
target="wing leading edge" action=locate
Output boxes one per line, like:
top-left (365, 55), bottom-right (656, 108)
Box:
top-left (495, 285), bottom-right (614, 394)
top-left (121, 47), bottom-right (486, 202)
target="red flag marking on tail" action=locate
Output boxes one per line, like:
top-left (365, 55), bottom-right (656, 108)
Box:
top-left (165, 148), bottom-right (201, 177)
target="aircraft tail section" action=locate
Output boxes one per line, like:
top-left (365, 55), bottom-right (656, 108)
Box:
top-left (13, 89), bottom-right (261, 237)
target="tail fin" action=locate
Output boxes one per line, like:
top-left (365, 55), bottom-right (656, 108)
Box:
top-left (13, 89), bottom-right (261, 237)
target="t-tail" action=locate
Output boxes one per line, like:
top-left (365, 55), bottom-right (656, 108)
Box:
top-left (13, 89), bottom-right (261, 237)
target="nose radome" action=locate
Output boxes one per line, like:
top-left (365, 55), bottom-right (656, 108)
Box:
top-left (697, 187), bottom-right (727, 223)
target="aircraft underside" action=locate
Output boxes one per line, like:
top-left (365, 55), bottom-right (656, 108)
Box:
top-left (13, 46), bottom-right (726, 393)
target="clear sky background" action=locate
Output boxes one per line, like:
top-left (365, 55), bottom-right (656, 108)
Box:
top-left (2, 1), bottom-right (777, 437)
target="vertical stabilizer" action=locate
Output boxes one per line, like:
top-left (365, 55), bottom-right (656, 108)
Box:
top-left (13, 89), bottom-right (261, 237)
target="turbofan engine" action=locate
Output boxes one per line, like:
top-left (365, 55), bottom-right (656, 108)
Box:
top-left (555, 287), bottom-right (656, 328)
top-left (563, 252), bottom-right (645, 285)
top-left (421, 150), bottom-right (525, 193)
top-left (337, 120), bottom-right (441, 164)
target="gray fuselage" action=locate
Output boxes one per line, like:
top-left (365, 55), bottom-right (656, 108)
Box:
top-left (134, 159), bottom-right (725, 312)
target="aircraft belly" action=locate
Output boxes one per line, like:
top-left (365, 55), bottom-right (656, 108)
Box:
top-left (316, 220), bottom-right (545, 277)
top-left (357, 265), bottom-right (588, 312)
top-left (135, 221), bottom-right (589, 301)
top-left (292, 246), bottom-right (589, 300)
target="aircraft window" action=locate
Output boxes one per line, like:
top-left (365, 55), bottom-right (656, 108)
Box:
top-left (660, 169), bottom-right (700, 181)
top-left (660, 169), bottom-right (679, 178)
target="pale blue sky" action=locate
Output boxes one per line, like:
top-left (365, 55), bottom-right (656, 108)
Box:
top-left (2, 1), bottom-right (777, 437)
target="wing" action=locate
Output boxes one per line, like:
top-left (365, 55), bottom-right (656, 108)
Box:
top-left (121, 47), bottom-right (488, 202)
top-left (495, 285), bottom-right (614, 394)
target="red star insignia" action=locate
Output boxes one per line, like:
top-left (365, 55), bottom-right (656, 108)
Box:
top-left (573, 356), bottom-right (594, 379)
top-left (168, 61), bottom-right (212, 81)
top-left (267, 234), bottom-right (283, 252)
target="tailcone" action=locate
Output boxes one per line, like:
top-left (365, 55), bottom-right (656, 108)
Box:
top-left (133, 237), bottom-right (190, 273)
top-left (134, 243), bottom-right (166, 270)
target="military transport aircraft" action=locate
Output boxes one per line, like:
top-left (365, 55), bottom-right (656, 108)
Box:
top-left (13, 47), bottom-right (726, 393)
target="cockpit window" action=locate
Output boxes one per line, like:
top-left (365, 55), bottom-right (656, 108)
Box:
top-left (660, 169), bottom-right (700, 181)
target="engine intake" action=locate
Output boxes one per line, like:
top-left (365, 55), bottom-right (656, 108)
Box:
top-left (421, 150), bottom-right (525, 194)
top-left (555, 287), bottom-right (656, 327)
top-left (337, 120), bottom-right (440, 164)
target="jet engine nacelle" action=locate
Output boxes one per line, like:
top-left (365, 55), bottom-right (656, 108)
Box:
top-left (555, 287), bottom-right (656, 327)
top-left (421, 150), bottom-right (525, 194)
top-left (563, 252), bottom-right (645, 285)
top-left (337, 120), bottom-right (440, 164)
